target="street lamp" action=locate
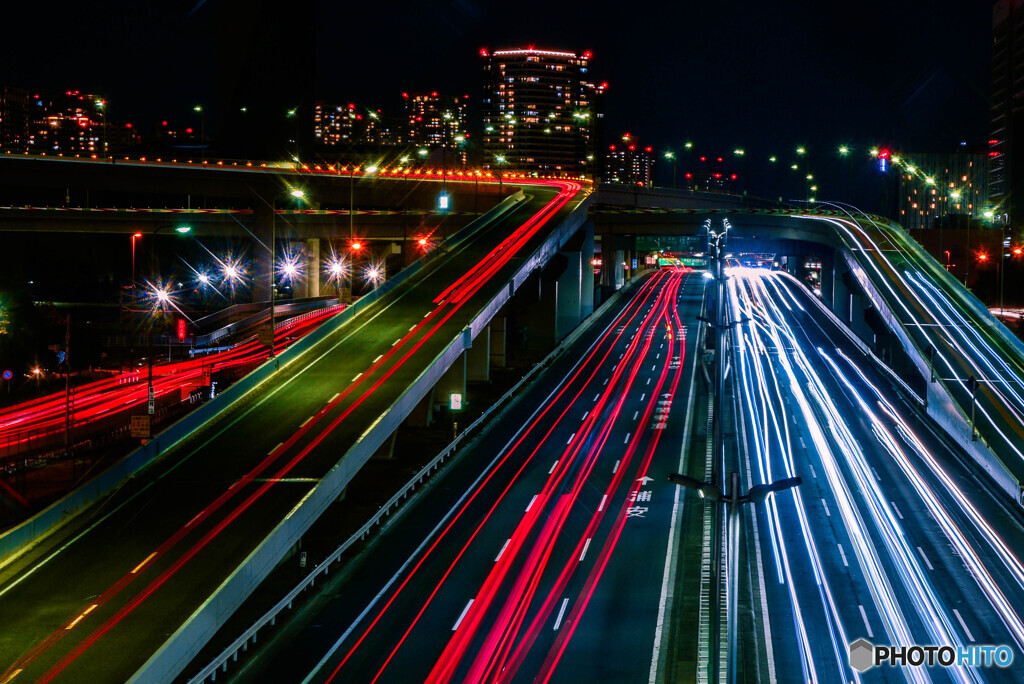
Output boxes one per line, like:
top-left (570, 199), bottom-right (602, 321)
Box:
top-left (269, 187), bottom-right (306, 357)
top-left (669, 471), bottom-right (802, 684)
top-left (194, 105), bottom-right (204, 165)
top-left (664, 151), bottom-right (676, 189)
top-left (495, 154), bottom-right (507, 195)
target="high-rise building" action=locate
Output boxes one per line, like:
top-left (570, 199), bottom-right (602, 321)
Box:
top-left (0, 85), bottom-right (32, 152)
top-left (480, 47), bottom-right (605, 176)
top-left (28, 90), bottom-right (105, 155)
top-left (404, 92), bottom-right (469, 148)
top-left (989, 0), bottom-right (1024, 223)
top-left (603, 133), bottom-right (654, 186)
top-left (899, 150), bottom-right (990, 229)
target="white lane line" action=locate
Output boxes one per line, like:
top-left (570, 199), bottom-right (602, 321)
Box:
top-left (651, 364), bottom-right (657, 371)
top-left (837, 544), bottom-right (849, 567)
top-left (917, 546), bottom-right (934, 571)
top-left (612, 460), bottom-right (621, 474)
top-left (798, 436), bottom-right (806, 449)
top-left (582, 411), bottom-right (589, 420)
top-left (495, 539), bottom-right (511, 562)
top-left (423, 312), bottom-right (430, 318)
top-left (410, 324), bottom-right (417, 331)
top-left (624, 433), bottom-right (631, 444)
top-left (871, 467), bottom-right (882, 481)
top-left (809, 464), bottom-right (817, 479)
top-left (598, 494), bottom-right (607, 511)
top-left (593, 393), bottom-right (599, 402)
top-left (821, 499), bottom-right (831, 517)
top-left (619, 353), bottom-right (624, 359)
top-left (953, 609), bottom-right (976, 642)
top-left (300, 416), bottom-right (313, 428)
top-left (660, 343), bottom-right (664, 349)
top-left (329, 392), bottom-right (340, 403)
top-left (891, 502), bottom-right (904, 520)
top-left (373, 354), bottom-right (383, 363)
top-left (633, 411), bottom-right (639, 420)
top-left (656, 353), bottom-right (661, 359)
top-left (549, 461), bottom-right (559, 475)
top-left (453, 599), bottom-right (474, 631)
top-left (567, 433), bottom-right (576, 445)
top-left (392, 338), bottom-right (401, 346)
top-left (270, 442), bottom-right (283, 455)
top-left (579, 538), bottom-right (592, 562)
top-left (859, 605), bottom-right (874, 638)
top-left (553, 598), bottom-right (570, 630)
top-left (352, 372), bottom-right (363, 381)
top-left (646, 378), bottom-right (651, 385)
top-left (603, 378), bottom-right (609, 385)
top-left (526, 495), bottom-right (538, 512)
top-left (640, 393), bottom-right (646, 402)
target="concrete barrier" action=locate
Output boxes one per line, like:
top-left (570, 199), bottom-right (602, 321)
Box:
top-left (131, 195), bottom-right (591, 683)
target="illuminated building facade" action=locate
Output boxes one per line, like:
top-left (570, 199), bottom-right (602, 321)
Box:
top-left (28, 90), bottom-right (105, 155)
top-left (0, 84), bottom-right (32, 152)
top-left (480, 47), bottom-right (605, 176)
top-left (899, 151), bottom-right (990, 229)
top-left (989, 0), bottom-right (1024, 222)
top-left (603, 133), bottom-right (654, 186)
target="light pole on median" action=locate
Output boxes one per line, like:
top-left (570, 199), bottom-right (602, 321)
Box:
top-left (669, 471), bottom-right (802, 684)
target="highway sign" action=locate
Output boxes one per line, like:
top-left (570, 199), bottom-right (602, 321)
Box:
top-left (449, 393), bottom-right (462, 410)
top-left (130, 415), bottom-right (151, 439)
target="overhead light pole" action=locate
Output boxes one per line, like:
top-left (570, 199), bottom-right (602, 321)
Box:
top-left (669, 471), bottom-right (802, 684)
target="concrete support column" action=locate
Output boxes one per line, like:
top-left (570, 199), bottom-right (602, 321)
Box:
top-left (253, 203), bottom-right (274, 303)
top-left (581, 222), bottom-right (595, 317)
top-left (467, 325), bottom-right (491, 382)
top-left (305, 238), bottom-right (320, 298)
top-left (557, 249), bottom-right (582, 337)
top-left (490, 316), bottom-right (507, 368)
top-left (818, 250), bottom-right (833, 307)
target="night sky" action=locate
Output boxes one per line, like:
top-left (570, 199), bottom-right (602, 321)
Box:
top-left (1, 0), bottom-right (994, 198)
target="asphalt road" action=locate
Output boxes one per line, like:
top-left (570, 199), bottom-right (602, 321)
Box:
top-left (801, 212), bottom-right (1024, 487)
top-left (730, 267), bottom-right (1024, 683)
top-left (225, 268), bottom-right (706, 683)
top-left (0, 181), bottom-right (583, 683)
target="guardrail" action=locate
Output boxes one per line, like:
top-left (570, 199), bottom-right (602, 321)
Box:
top-left (0, 191), bottom-right (526, 565)
top-left (132, 191), bottom-right (589, 682)
top-left (184, 246), bottom-right (645, 684)
top-left (194, 299), bottom-right (339, 348)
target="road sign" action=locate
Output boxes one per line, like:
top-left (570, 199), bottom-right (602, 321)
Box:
top-left (1, 370), bottom-right (11, 380)
top-left (177, 318), bottom-right (187, 342)
top-left (257, 324), bottom-right (274, 347)
top-left (449, 393), bottom-right (462, 410)
top-left (130, 415), bottom-right (151, 439)
top-left (148, 386), bottom-right (155, 414)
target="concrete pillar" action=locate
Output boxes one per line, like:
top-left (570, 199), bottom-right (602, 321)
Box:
top-left (490, 316), bottom-right (507, 368)
top-left (581, 222), bottom-right (595, 317)
top-left (253, 203), bottom-right (274, 303)
top-left (305, 238), bottom-right (320, 298)
top-left (818, 250), bottom-right (833, 307)
top-left (406, 387), bottom-right (435, 427)
top-left (467, 325), bottom-right (490, 382)
top-left (557, 249), bottom-right (582, 338)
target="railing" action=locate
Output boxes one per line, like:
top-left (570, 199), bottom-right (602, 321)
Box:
top-left (184, 257), bottom-right (648, 684)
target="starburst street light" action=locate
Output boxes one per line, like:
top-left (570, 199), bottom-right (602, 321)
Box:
top-left (838, 145), bottom-right (849, 155)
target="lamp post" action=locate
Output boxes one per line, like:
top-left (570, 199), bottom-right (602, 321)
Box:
top-left (669, 471), bottom-right (802, 684)
top-left (194, 105), bottom-right (204, 165)
top-left (270, 188), bottom-right (307, 358)
top-left (495, 154), bottom-right (507, 195)
top-left (130, 231), bottom-right (143, 290)
top-left (346, 165), bottom-right (376, 303)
